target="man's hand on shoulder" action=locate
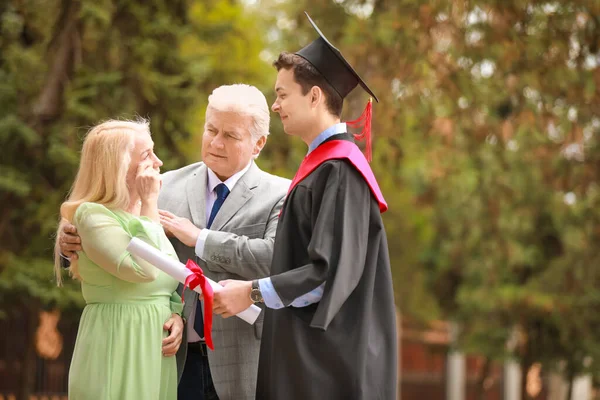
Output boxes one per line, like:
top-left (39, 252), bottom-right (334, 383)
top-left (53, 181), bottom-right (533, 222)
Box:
top-left (159, 210), bottom-right (201, 247)
top-left (59, 222), bottom-right (82, 260)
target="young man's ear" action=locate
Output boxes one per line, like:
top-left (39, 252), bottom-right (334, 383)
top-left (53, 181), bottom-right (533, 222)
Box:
top-left (310, 86), bottom-right (323, 108)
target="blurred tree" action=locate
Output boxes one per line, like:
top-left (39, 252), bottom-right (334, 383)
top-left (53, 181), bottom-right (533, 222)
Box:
top-left (413, 3), bottom-right (600, 398)
top-left (0, 0), bottom-right (270, 397)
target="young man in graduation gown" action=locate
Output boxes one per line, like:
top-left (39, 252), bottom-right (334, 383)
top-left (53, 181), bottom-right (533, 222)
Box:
top-left (213, 13), bottom-right (397, 400)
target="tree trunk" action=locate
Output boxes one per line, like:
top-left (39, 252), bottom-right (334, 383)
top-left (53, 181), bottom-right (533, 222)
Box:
top-left (31, 0), bottom-right (81, 124)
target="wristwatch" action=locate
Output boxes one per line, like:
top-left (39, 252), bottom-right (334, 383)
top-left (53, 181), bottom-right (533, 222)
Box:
top-left (250, 280), bottom-right (264, 303)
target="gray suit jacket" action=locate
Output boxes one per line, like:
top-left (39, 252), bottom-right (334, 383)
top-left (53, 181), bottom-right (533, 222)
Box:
top-left (158, 161), bottom-right (290, 400)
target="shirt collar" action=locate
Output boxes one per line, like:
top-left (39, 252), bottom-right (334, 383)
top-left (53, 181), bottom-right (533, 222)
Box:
top-left (307, 123), bottom-right (347, 154)
top-left (206, 161), bottom-right (253, 194)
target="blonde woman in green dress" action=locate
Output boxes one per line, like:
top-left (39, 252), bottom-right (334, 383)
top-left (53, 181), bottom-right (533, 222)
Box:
top-left (53, 119), bottom-right (184, 399)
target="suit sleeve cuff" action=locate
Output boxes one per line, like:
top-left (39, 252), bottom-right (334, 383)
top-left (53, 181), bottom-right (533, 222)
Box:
top-left (259, 278), bottom-right (285, 309)
top-left (195, 229), bottom-right (211, 260)
top-left (60, 253), bottom-right (71, 269)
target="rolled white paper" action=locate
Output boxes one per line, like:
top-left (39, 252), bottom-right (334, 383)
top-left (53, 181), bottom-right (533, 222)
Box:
top-left (126, 237), bottom-right (261, 325)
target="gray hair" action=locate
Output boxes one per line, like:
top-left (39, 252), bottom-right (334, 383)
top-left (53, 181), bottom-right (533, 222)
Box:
top-left (206, 84), bottom-right (270, 148)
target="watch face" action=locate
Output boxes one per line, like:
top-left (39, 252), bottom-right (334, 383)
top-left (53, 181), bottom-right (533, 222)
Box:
top-left (251, 289), bottom-right (262, 303)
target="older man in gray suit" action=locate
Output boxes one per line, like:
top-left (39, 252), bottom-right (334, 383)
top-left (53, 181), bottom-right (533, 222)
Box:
top-left (58, 84), bottom-right (290, 400)
top-left (158, 84), bottom-right (289, 400)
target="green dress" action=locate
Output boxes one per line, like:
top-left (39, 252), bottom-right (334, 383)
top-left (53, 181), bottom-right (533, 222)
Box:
top-left (68, 202), bottom-right (183, 400)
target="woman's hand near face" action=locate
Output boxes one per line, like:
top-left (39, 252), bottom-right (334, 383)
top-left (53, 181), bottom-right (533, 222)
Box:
top-left (136, 163), bottom-right (161, 222)
top-left (136, 163), bottom-right (161, 200)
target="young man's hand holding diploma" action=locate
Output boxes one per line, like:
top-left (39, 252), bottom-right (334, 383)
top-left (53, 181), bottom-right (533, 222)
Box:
top-left (213, 280), bottom-right (254, 319)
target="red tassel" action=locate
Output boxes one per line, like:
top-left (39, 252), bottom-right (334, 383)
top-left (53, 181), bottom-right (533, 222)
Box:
top-left (346, 98), bottom-right (373, 162)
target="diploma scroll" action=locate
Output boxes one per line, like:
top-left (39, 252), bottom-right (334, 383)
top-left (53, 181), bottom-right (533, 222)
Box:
top-left (126, 237), bottom-right (261, 325)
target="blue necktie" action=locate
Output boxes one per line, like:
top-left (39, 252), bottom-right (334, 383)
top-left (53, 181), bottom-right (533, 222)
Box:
top-left (194, 183), bottom-right (230, 339)
top-left (207, 183), bottom-right (230, 229)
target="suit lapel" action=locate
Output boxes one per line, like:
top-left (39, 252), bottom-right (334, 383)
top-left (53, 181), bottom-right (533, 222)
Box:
top-left (209, 162), bottom-right (261, 231)
top-left (186, 164), bottom-right (208, 228)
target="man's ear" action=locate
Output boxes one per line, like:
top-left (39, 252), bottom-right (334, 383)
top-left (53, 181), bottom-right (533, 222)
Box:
top-left (253, 135), bottom-right (267, 156)
top-left (310, 86), bottom-right (323, 108)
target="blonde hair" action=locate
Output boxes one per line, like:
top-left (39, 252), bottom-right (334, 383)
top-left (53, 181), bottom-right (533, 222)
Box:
top-left (206, 84), bottom-right (270, 151)
top-left (53, 119), bottom-right (150, 285)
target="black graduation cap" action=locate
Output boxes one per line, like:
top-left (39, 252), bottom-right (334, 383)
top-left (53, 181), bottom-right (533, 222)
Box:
top-left (295, 12), bottom-right (378, 161)
top-left (295, 12), bottom-right (379, 103)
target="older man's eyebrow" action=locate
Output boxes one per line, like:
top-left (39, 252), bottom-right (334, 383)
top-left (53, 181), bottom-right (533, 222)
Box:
top-left (224, 129), bottom-right (242, 137)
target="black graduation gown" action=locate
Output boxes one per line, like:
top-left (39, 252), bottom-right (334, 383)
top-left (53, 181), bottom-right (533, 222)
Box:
top-left (256, 134), bottom-right (397, 400)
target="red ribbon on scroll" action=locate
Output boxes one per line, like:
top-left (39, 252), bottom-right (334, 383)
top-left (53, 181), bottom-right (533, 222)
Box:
top-left (182, 259), bottom-right (214, 350)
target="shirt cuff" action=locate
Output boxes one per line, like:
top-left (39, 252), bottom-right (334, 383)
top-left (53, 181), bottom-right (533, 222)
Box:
top-left (290, 282), bottom-right (325, 308)
top-left (195, 229), bottom-right (211, 260)
top-left (258, 278), bottom-right (285, 309)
